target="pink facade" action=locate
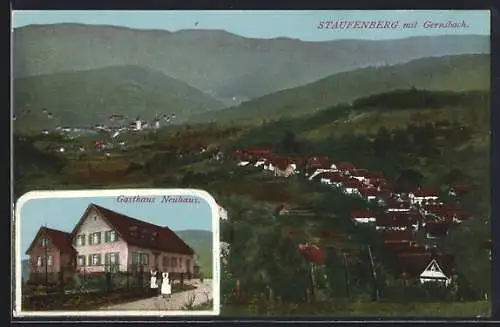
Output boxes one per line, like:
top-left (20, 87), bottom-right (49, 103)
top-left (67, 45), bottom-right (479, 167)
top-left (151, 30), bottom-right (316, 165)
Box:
top-left (73, 207), bottom-right (195, 274)
top-left (28, 238), bottom-right (75, 281)
top-left (73, 207), bottom-right (129, 273)
top-left (127, 245), bottom-right (195, 274)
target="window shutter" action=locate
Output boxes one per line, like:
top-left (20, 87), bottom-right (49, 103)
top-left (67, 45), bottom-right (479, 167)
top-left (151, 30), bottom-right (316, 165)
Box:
top-left (88, 234), bottom-right (93, 245)
top-left (88, 254), bottom-right (92, 266)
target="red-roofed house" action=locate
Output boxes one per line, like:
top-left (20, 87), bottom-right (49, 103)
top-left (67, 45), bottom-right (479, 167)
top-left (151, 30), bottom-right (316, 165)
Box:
top-left (350, 210), bottom-right (377, 224)
top-left (385, 199), bottom-right (411, 212)
top-left (319, 172), bottom-right (345, 187)
top-left (409, 188), bottom-right (440, 205)
top-left (359, 187), bottom-right (379, 202)
top-left (350, 169), bottom-right (369, 182)
top-left (26, 227), bottom-right (77, 283)
top-left (424, 221), bottom-right (452, 239)
top-left (380, 230), bottom-right (417, 252)
top-left (70, 204), bottom-right (195, 275)
top-left (336, 162), bottom-right (356, 173)
top-left (342, 179), bottom-right (364, 196)
top-left (272, 157), bottom-right (297, 177)
top-left (362, 171), bottom-right (385, 185)
top-left (376, 212), bottom-right (418, 231)
top-left (397, 252), bottom-right (454, 286)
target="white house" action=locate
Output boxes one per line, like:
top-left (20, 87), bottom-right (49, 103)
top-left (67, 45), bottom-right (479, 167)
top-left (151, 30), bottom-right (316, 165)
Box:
top-left (237, 161), bottom-right (251, 167)
top-left (308, 166), bottom-right (338, 181)
top-left (409, 188), bottom-right (439, 205)
top-left (419, 259), bottom-right (451, 287)
top-left (218, 205), bottom-right (228, 221)
top-left (263, 162), bottom-right (275, 172)
top-left (135, 118), bottom-right (142, 131)
top-left (350, 211), bottom-right (376, 224)
top-left (343, 181), bottom-right (362, 196)
top-left (254, 158), bottom-right (267, 168)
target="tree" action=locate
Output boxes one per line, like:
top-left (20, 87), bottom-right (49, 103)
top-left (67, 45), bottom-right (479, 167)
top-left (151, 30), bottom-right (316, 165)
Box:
top-left (441, 169), bottom-right (468, 186)
top-left (443, 216), bottom-right (491, 301)
top-left (394, 169), bottom-right (424, 191)
top-left (280, 131), bottom-right (300, 154)
top-left (372, 127), bottom-right (391, 157)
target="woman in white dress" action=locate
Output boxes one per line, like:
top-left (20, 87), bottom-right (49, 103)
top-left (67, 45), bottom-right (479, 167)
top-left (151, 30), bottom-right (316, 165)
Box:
top-left (161, 272), bottom-right (172, 298)
top-left (150, 268), bottom-right (159, 290)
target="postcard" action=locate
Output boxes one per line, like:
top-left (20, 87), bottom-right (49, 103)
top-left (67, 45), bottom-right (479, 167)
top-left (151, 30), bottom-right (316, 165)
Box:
top-left (12, 9), bottom-right (492, 318)
top-left (13, 189), bottom-right (220, 317)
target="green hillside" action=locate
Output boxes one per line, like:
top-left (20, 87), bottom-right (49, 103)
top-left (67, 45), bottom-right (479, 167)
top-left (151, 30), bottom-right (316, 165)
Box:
top-left (175, 229), bottom-right (213, 278)
top-left (13, 65), bottom-right (226, 130)
top-left (14, 24), bottom-right (489, 103)
top-left (14, 88), bottom-right (491, 314)
top-left (189, 54), bottom-right (490, 124)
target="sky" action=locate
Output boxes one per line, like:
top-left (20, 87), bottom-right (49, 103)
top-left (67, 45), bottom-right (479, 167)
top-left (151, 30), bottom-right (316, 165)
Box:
top-left (12, 10), bottom-right (490, 41)
top-left (18, 194), bottom-right (212, 259)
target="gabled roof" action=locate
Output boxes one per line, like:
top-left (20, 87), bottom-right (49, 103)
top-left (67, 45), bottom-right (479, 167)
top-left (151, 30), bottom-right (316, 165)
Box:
top-left (381, 230), bottom-right (416, 242)
top-left (26, 226), bottom-right (76, 255)
top-left (397, 252), bottom-right (454, 277)
top-left (350, 210), bottom-right (376, 219)
top-left (343, 179), bottom-right (364, 188)
top-left (71, 204), bottom-right (194, 255)
top-left (410, 188), bottom-right (440, 197)
top-left (360, 187), bottom-right (379, 197)
top-left (336, 162), bottom-right (356, 171)
top-left (420, 259), bottom-right (448, 279)
top-left (320, 171), bottom-right (345, 182)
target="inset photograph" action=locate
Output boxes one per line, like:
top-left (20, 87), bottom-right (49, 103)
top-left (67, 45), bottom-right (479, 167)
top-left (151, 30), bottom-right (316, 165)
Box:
top-left (14, 189), bottom-right (220, 317)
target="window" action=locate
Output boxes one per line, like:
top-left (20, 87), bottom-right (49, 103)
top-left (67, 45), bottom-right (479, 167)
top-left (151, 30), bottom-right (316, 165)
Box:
top-left (162, 255), bottom-right (169, 268)
top-left (132, 252), bottom-right (140, 265)
top-left (171, 257), bottom-right (177, 268)
top-left (75, 234), bottom-right (86, 246)
top-left (40, 237), bottom-right (50, 247)
top-left (185, 259), bottom-right (190, 270)
top-left (105, 252), bottom-right (120, 265)
top-left (36, 256), bottom-right (43, 267)
top-left (77, 255), bottom-right (86, 266)
top-left (88, 254), bottom-right (102, 266)
top-left (140, 253), bottom-right (149, 265)
top-left (104, 230), bottom-right (118, 242)
top-left (47, 255), bottom-right (53, 266)
top-left (88, 232), bottom-right (102, 245)
top-left (131, 252), bottom-right (149, 266)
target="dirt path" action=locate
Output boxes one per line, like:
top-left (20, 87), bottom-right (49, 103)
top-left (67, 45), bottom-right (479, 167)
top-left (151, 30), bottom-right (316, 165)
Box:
top-left (100, 279), bottom-right (213, 311)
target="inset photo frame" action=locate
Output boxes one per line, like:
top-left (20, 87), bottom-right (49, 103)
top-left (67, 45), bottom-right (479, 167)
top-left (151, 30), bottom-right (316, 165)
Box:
top-left (13, 189), bottom-right (220, 317)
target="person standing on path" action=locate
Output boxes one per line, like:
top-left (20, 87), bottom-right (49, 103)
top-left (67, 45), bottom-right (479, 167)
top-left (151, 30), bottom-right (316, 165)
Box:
top-left (150, 268), bottom-right (159, 291)
top-left (161, 272), bottom-right (172, 298)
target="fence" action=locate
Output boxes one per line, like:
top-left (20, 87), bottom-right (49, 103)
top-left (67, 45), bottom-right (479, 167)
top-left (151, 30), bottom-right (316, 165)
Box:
top-left (23, 263), bottom-right (197, 296)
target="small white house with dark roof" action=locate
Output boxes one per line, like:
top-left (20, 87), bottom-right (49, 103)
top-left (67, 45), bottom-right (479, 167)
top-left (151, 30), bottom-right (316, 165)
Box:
top-left (419, 259), bottom-right (451, 287)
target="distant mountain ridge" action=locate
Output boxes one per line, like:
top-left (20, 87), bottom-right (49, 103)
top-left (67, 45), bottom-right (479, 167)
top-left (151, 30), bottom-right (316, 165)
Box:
top-left (13, 65), bottom-right (226, 129)
top-left (174, 229), bottom-right (213, 277)
top-left (13, 23), bottom-right (489, 103)
top-left (189, 53), bottom-right (490, 123)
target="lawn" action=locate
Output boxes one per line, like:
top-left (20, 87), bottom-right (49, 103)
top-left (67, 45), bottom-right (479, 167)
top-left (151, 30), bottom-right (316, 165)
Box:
top-left (22, 284), bottom-right (196, 311)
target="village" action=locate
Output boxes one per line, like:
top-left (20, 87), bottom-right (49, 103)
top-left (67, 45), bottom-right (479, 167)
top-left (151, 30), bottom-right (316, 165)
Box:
top-left (16, 109), bottom-right (176, 156)
top-left (228, 146), bottom-right (485, 292)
